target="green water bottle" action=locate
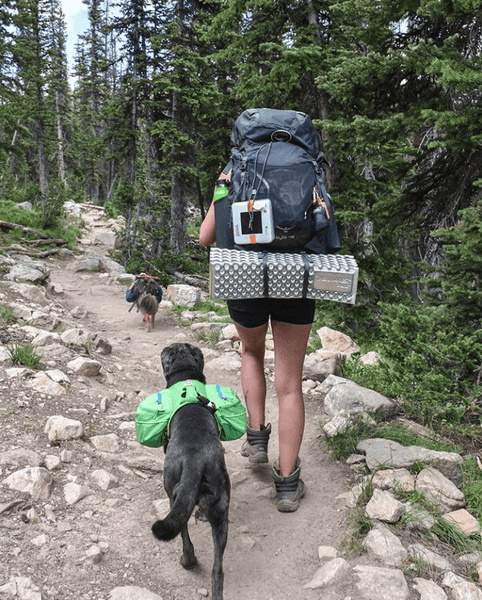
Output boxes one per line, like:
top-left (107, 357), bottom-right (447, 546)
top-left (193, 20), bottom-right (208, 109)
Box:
top-left (213, 179), bottom-right (230, 202)
top-left (213, 179), bottom-right (233, 248)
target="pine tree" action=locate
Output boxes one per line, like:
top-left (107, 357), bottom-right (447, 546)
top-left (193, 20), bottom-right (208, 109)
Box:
top-left (316, 0), bottom-right (482, 311)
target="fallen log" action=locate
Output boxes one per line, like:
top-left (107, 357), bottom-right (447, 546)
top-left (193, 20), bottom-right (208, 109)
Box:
top-left (5, 248), bottom-right (60, 258)
top-left (25, 238), bottom-right (67, 247)
top-left (168, 270), bottom-right (209, 291)
top-left (0, 220), bottom-right (50, 239)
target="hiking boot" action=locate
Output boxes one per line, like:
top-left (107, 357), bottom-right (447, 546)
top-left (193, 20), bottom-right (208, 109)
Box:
top-left (272, 459), bottom-right (305, 513)
top-left (241, 423), bottom-right (271, 464)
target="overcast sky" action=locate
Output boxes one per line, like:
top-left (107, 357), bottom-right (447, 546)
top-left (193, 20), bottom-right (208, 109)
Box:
top-left (61, 0), bottom-right (89, 72)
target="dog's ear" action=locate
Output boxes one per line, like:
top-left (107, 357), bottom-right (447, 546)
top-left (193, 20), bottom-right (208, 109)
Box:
top-left (161, 345), bottom-right (174, 375)
top-left (190, 344), bottom-right (204, 373)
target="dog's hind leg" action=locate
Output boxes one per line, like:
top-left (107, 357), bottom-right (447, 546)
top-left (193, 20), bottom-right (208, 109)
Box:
top-left (179, 523), bottom-right (197, 569)
top-left (210, 513), bottom-right (228, 600)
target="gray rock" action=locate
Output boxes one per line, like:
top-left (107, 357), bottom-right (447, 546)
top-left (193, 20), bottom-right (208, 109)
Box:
top-left (28, 375), bottom-right (66, 396)
top-left (442, 509), bottom-right (481, 535)
top-left (0, 576), bottom-right (43, 600)
top-left (371, 468), bottom-right (415, 492)
top-left (360, 351), bottom-right (381, 365)
top-left (451, 582), bottom-right (482, 599)
top-left (357, 438), bottom-right (463, 485)
top-left (303, 352), bottom-right (342, 382)
top-left (5, 257), bottom-right (50, 283)
top-left (99, 256), bottom-right (126, 274)
top-left (416, 468), bottom-right (465, 512)
top-left (220, 324), bottom-right (238, 340)
top-left (0, 449), bottom-right (43, 467)
top-left (90, 433), bottom-right (121, 453)
top-left (63, 482), bottom-right (92, 505)
top-left (404, 503), bottom-right (436, 532)
top-left (90, 469), bottom-right (119, 490)
top-left (109, 587), bottom-right (164, 600)
top-left (320, 375), bottom-right (398, 419)
top-left (67, 356), bottom-right (102, 376)
top-left (365, 489), bottom-right (406, 523)
top-left (304, 557), bottom-right (350, 589)
top-left (353, 565), bottom-right (409, 600)
top-left (94, 337), bottom-right (112, 355)
top-left (413, 578), bottom-right (448, 600)
top-left (94, 232), bottom-right (117, 246)
top-left (206, 354), bottom-right (242, 371)
top-left (44, 455), bottom-right (62, 471)
top-left (85, 544), bottom-right (103, 564)
top-left (44, 415), bottom-right (84, 441)
top-left (408, 544), bottom-right (452, 572)
top-left (166, 284), bottom-right (200, 307)
top-left (2, 466), bottom-right (53, 500)
top-left (363, 525), bottom-right (408, 567)
top-left (45, 369), bottom-right (70, 384)
top-left (316, 326), bottom-right (360, 356)
top-left (16, 201), bottom-right (33, 210)
top-left (31, 331), bottom-right (61, 347)
top-left (5, 282), bottom-right (46, 303)
top-left (323, 415), bottom-right (349, 438)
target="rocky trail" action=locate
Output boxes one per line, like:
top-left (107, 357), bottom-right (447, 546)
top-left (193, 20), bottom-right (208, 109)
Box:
top-left (1, 203), bottom-right (481, 600)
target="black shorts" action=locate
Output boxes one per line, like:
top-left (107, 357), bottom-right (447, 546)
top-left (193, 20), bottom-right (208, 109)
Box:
top-left (227, 298), bottom-right (316, 329)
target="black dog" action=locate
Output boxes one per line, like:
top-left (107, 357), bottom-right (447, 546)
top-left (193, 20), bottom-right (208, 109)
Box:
top-left (152, 343), bottom-right (230, 600)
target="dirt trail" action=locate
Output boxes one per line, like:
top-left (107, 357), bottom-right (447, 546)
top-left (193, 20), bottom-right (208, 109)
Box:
top-left (1, 218), bottom-right (361, 600)
top-left (47, 241), bottom-right (360, 600)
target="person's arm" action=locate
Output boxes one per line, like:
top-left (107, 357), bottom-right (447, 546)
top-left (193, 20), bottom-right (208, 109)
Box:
top-left (199, 169), bottom-right (232, 248)
top-left (199, 202), bottom-right (216, 247)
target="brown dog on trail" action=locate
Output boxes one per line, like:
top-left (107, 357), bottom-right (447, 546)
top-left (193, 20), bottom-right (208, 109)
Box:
top-left (139, 293), bottom-right (158, 332)
top-left (129, 277), bottom-right (161, 332)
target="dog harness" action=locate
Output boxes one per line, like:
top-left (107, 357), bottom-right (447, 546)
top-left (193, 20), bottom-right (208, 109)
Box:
top-left (135, 379), bottom-right (247, 448)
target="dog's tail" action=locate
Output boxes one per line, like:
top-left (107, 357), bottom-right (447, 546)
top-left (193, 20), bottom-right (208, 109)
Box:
top-left (139, 294), bottom-right (158, 315)
top-left (152, 512), bottom-right (186, 541)
top-left (152, 465), bottom-right (200, 541)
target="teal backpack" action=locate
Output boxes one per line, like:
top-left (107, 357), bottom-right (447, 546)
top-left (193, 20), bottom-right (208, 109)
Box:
top-left (135, 379), bottom-right (247, 448)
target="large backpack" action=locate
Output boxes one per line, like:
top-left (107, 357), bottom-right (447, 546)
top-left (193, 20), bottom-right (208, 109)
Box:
top-left (138, 277), bottom-right (161, 298)
top-left (216, 108), bottom-right (341, 255)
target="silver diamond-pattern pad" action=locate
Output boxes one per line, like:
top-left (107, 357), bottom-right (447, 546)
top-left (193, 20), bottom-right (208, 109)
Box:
top-left (209, 249), bottom-right (359, 304)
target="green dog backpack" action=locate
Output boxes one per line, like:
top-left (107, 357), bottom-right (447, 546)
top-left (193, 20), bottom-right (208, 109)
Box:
top-left (135, 379), bottom-right (247, 448)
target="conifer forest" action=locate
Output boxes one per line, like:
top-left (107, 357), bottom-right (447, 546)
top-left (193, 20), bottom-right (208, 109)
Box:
top-left (1, 0), bottom-right (482, 441)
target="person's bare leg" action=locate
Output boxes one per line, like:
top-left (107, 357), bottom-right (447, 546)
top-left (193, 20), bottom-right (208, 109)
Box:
top-left (271, 321), bottom-right (312, 477)
top-left (233, 321), bottom-right (269, 427)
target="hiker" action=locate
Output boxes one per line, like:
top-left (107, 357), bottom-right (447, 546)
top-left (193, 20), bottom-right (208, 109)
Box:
top-left (199, 169), bottom-right (314, 513)
top-left (126, 273), bottom-right (163, 304)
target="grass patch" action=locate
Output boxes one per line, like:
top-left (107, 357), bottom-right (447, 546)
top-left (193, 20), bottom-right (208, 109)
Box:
top-left (340, 503), bottom-right (374, 557)
top-left (0, 303), bottom-right (16, 324)
top-left (7, 343), bottom-right (43, 368)
top-left (461, 456), bottom-right (482, 523)
top-left (194, 328), bottom-right (221, 345)
top-left (320, 417), bottom-right (377, 460)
